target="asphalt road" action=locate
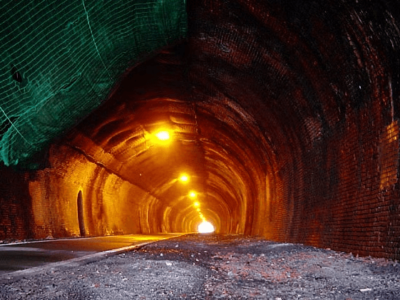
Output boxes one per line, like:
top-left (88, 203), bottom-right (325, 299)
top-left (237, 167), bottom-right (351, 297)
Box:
top-left (0, 234), bottom-right (182, 275)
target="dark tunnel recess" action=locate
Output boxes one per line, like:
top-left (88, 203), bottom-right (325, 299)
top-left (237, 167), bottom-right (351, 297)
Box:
top-left (1, 0), bottom-right (400, 260)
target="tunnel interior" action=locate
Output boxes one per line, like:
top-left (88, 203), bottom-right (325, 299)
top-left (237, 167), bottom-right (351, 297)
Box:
top-left (1, 0), bottom-right (400, 260)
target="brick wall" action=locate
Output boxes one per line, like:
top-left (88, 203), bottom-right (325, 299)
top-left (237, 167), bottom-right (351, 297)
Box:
top-left (1, 0), bottom-right (400, 262)
top-left (0, 165), bottom-right (33, 240)
top-left (0, 143), bottom-right (162, 240)
top-left (269, 100), bottom-right (400, 260)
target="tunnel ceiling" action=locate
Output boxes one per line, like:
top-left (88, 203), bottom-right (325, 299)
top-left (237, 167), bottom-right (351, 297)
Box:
top-left (0, 0), bottom-right (187, 169)
top-left (29, 0), bottom-right (400, 233)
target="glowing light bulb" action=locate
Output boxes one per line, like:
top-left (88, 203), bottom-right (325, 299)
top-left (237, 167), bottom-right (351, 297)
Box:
top-left (194, 202), bottom-right (200, 207)
top-left (179, 174), bottom-right (189, 183)
top-left (155, 131), bottom-right (170, 141)
top-left (189, 191), bottom-right (197, 199)
top-left (198, 221), bottom-right (215, 233)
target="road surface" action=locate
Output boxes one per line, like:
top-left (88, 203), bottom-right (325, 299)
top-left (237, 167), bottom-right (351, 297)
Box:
top-left (0, 234), bottom-right (182, 275)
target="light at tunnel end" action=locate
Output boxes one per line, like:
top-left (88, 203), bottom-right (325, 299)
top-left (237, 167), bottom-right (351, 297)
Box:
top-left (198, 221), bottom-right (215, 233)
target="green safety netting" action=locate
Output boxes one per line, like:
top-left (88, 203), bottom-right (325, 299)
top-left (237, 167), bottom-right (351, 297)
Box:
top-left (0, 0), bottom-right (187, 169)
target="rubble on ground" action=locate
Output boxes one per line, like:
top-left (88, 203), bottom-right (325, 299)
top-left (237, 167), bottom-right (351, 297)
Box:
top-left (0, 234), bottom-right (399, 299)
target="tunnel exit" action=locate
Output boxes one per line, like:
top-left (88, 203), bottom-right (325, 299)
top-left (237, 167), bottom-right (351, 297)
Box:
top-left (198, 221), bottom-right (215, 233)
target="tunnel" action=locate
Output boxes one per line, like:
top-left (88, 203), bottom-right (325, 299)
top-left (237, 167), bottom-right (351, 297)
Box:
top-left (1, 0), bottom-right (400, 260)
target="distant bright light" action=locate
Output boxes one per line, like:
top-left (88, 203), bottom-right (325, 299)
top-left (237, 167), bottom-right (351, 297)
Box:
top-left (198, 221), bottom-right (215, 233)
top-left (194, 202), bottom-right (200, 207)
top-left (179, 174), bottom-right (189, 183)
top-left (155, 131), bottom-right (170, 141)
top-left (189, 191), bottom-right (197, 198)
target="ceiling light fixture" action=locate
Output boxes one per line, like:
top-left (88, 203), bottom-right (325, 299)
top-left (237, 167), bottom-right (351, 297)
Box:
top-left (155, 131), bottom-right (170, 141)
top-left (179, 174), bottom-right (189, 183)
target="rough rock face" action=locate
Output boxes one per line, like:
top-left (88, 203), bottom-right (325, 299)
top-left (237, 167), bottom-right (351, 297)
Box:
top-left (1, 1), bottom-right (400, 260)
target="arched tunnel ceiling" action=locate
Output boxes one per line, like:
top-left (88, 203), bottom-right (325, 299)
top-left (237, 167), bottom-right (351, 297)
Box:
top-left (48, 1), bottom-right (400, 233)
top-left (0, 0), bottom-right (187, 168)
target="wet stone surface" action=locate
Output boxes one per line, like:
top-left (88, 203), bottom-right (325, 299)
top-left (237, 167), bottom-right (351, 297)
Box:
top-left (1, 234), bottom-right (400, 299)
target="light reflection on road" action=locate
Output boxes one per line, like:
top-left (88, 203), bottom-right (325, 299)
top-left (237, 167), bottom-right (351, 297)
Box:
top-left (0, 233), bottom-right (183, 275)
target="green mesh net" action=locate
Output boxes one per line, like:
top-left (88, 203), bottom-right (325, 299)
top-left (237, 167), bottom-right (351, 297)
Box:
top-left (0, 0), bottom-right (187, 169)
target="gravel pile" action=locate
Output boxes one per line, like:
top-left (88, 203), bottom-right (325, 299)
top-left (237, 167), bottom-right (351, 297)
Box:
top-left (0, 234), bottom-right (399, 299)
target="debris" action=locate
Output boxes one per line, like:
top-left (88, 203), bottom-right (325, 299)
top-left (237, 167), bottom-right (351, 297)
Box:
top-left (1, 234), bottom-right (399, 299)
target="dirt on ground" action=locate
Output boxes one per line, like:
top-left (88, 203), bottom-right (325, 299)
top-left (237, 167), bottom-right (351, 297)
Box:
top-left (0, 234), bottom-right (399, 299)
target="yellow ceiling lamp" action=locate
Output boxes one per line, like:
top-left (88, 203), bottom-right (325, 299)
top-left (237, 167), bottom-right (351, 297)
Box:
top-left (155, 131), bottom-right (170, 141)
top-left (179, 174), bottom-right (189, 183)
top-left (152, 129), bottom-right (172, 145)
top-left (199, 212), bottom-right (205, 219)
